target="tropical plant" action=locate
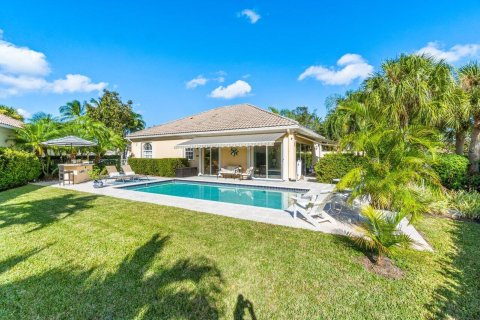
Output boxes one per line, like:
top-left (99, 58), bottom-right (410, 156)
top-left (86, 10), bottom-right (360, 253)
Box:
top-left (458, 61), bottom-right (480, 173)
top-left (86, 90), bottom-right (145, 137)
top-left (59, 100), bottom-right (85, 121)
top-left (349, 206), bottom-right (414, 264)
top-left (15, 119), bottom-right (60, 175)
top-left (0, 105), bottom-right (24, 121)
top-left (268, 106), bottom-right (324, 135)
top-left (29, 112), bottom-right (59, 124)
top-left (449, 190), bottom-right (480, 221)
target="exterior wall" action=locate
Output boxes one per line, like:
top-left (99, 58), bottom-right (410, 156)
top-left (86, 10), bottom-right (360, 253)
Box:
top-left (0, 126), bottom-right (16, 147)
top-left (220, 147), bottom-right (247, 169)
top-left (129, 138), bottom-right (199, 168)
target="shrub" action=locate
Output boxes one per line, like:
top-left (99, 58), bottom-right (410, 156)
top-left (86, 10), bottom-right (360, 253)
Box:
top-left (432, 154), bottom-right (469, 190)
top-left (315, 153), bottom-right (366, 183)
top-left (128, 158), bottom-right (188, 177)
top-left (449, 190), bottom-right (480, 221)
top-left (466, 173), bottom-right (480, 192)
top-left (0, 148), bottom-right (41, 191)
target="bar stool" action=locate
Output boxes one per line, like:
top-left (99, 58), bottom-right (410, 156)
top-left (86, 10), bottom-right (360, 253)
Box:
top-left (59, 166), bottom-right (74, 185)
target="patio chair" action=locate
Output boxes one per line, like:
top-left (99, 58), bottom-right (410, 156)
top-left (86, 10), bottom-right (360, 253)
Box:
top-left (291, 192), bottom-right (336, 227)
top-left (239, 167), bottom-right (254, 180)
top-left (121, 164), bottom-right (148, 181)
top-left (104, 166), bottom-right (127, 183)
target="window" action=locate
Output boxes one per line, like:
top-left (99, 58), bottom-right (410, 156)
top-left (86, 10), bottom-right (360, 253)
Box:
top-left (143, 143), bottom-right (152, 158)
top-left (185, 148), bottom-right (194, 161)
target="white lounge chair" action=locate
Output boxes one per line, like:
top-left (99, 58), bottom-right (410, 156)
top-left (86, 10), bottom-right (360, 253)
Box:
top-left (291, 193), bottom-right (336, 227)
top-left (121, 164), bottom-right (148, 180)
top-left (240, 167), bottom-right (254, 180)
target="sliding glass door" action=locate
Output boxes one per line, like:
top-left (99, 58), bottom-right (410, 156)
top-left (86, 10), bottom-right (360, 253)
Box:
top-left (253, 143), bottom-right (282, 179)
top-left (203, 148), bottom-right (219, 175)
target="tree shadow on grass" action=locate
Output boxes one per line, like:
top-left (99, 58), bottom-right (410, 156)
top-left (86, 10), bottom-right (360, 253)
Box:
top-left (233, 294), bottom-right (257, 320)
top-left (0, 186), bottom-right (98, 232)
top-left (425, 220), bottom-right (480, 319)
top-left (0, 233), bottom-right (223, 319)
top-left (0, 244), bottom-right (53, 275)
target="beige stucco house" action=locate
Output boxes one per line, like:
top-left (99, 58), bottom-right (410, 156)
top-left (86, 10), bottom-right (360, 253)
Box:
top-left (0, 114), bottom-right (23, 147)
top-left (127, 104), bottom-right (331, 181)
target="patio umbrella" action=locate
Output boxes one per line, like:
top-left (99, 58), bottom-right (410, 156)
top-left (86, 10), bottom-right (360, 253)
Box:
top-left (42, 135), bottom-right (97, 161)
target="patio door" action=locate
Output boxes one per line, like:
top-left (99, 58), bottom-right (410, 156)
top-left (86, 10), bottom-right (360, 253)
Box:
top-left (203, 147), bottom-right (219, 175)
top-left (253, 143), bottom-right (282, 179)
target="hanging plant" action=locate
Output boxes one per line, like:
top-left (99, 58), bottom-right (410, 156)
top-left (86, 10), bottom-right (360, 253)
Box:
top-left (230, 147), bottom-right (239, 157)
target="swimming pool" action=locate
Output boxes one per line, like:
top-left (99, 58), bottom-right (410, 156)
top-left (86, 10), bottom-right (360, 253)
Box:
top-left (121, 180), bottom-right (307, 210)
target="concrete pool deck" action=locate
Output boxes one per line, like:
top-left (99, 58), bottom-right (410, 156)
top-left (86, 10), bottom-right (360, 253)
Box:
top-left (37, 176), bottom-right (433, 251)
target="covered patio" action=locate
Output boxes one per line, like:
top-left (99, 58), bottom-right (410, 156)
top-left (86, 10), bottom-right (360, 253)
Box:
top-left (175, 132), bottom-right (319, 180)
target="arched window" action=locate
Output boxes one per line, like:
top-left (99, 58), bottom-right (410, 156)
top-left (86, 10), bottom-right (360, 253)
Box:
top-left (143, 143), bottom-right (152, 158)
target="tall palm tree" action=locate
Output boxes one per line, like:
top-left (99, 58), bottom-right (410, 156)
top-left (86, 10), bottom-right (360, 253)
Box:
top-left (459, 62), bottom-right (480, 173)
top-left (59, 100), bottom-right (85, 121)
top-left (364, 54), bottom-right (463, 130)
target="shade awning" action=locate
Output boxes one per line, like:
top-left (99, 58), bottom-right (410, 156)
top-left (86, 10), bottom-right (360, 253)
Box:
top-left (42, 135), bottom-right (97, 147)
top-left (175, 132), bottom-right (285, 149)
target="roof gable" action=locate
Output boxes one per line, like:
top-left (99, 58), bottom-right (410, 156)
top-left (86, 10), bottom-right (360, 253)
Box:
top-left (128, 104), bottom-right (297, 138)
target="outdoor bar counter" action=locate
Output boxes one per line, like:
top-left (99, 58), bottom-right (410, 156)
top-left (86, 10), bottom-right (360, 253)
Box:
top-left (58, 163), bottom-right (94, 184)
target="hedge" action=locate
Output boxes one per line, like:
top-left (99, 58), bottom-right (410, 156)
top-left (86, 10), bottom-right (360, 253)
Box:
top-left (0, 148), bottom-right (41, 191)
top-left (128, 158), bottom-right (189, 177)
top-left (432, 154), bottom-right (469, 190)
top-left (315, 153), bottom-right (366, 183)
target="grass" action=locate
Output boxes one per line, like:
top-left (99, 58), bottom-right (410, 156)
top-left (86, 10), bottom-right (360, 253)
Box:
top-left (0, 185), bottom-right (479, 319)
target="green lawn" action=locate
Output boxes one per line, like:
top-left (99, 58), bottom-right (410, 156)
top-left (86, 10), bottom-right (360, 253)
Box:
top-left (0, 185), bottom-right (479, 319)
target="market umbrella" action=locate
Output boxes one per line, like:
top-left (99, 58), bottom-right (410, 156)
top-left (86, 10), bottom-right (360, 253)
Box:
top-left (43, 135), bottom-right (97, 162)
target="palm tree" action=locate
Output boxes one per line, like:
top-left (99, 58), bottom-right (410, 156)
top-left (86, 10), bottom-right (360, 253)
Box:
top-left (59, 100), bottom-right (85, 121)
top-left (349, 206), bottom-right (414, 265)
top-left (29, 112), bottom-right (58, 124)
top-left (458, 62), bottom-right (480, 173)
top-left (364, 54), bottom-right (463, 130)
top-left (16, 119), bottom-right (60, 175)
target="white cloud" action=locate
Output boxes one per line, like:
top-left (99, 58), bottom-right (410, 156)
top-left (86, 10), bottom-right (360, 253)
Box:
top-left (0, 39), bottom-right (50, 76)
top-left (0, 30), bottom-right (107, 97)
top-left (209, 80), bottom-right (252, 99)
top-left (417, 41), bottom-right (480, 63)
top-left (298, 53), bottom-right (373, 85)
top-left (239, 9), bottom-right (261, 24)
top-left (16, 108), bottom-right (31, 119)
top-left (49, 74), bottom-right (107, 93)
top-left (186, 75), bottom-right (208, 89)
top-left (186, 73), bottom-right (226, 89)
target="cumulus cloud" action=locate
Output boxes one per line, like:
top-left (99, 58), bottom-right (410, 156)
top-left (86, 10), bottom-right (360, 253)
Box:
top-left (0, 30), bottom-right (107, 97)
top-left (186, 75), bottom-right (208, 89)
top-left (16, 108), bottom-right (31, 119)
top-left (209, 80), bottom-right (252, 99)
top-left (298, 53), bottom-right (373, 85)
top-left (417, 42), bottom-right (480, 63)
top-left (239, 9), bottom-right (261, 24)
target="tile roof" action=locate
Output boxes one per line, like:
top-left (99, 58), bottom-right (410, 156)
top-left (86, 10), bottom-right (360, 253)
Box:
top-left (0, 114), bottom-right (23, 129)
top-left (128, 104), bottom-right (298, 138)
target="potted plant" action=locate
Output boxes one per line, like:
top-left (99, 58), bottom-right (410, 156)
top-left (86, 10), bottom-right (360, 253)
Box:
top-left (89, 167), bottom-right (104, 188)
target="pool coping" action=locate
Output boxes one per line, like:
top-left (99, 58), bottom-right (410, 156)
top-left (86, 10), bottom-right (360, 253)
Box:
top-left (47, 177), bottom-right (343, 233)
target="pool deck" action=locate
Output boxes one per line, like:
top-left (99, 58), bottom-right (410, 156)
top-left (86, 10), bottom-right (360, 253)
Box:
top-left (39, 176), bottom-right (433, 251)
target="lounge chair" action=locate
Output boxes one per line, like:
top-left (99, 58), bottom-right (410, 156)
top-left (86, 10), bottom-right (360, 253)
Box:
top-left (104, 166), bottom-right (128, 183)
top-left (217, 166), bottom-right (241, 179)
top-left (240, 167), bottom-right (254, 180)
top-left (121, 164), bottom-right (148, 181)
top-left (291, 192), bottom-right (336, 227)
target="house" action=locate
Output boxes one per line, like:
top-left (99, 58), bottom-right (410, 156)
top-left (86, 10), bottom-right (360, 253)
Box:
top-left (127, 104), bottom-right (331, 180)
top-left (0, 114), bottom-right (23, 147)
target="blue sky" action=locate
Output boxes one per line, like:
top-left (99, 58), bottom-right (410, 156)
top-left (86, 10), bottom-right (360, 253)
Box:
top-left (1, 1), bottom-right (480, 126)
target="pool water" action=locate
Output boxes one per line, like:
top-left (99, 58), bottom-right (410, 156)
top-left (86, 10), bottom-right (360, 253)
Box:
top-left (122, 180), bottom-right (306, 210)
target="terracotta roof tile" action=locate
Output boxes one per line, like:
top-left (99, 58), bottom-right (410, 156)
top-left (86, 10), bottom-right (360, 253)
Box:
top-left (128, 104), bottom-right (297, 137)
top-left (0, 114), bottom-right (23, 129)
